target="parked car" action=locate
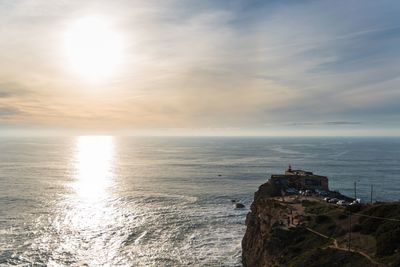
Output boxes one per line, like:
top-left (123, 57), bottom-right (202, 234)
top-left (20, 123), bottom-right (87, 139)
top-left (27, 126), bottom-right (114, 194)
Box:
top-left (349, 199), bottom-right (361, 205)
top-left (328, 198), bottom-right (339, 204)
top-left (337, 200), bottom-right (347, 206)
top-left (286, 187), bottom-right (298, 194)
top-left (323, 197), bottom-right (331, 202)
top-left (315, 189), bottom-right (327, 196)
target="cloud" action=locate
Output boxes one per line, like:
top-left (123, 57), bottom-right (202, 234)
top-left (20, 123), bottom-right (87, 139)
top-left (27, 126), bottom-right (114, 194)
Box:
top-left (325, 121), bottom-right (362, 125)
top-left (0, 83), bottom-right (30, 98)
top-left (0, 0), bottom-right (400, 134)
top-left (0, 106), bottom-right (23, 117)
top-left (0, 91), bottom-right (12, 98)
top-left (284, 121), bottom-right (362, 127)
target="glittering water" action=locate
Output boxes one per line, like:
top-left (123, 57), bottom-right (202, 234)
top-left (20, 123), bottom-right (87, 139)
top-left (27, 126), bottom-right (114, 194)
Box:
top-left (1, 136), bottom-right (399, 266)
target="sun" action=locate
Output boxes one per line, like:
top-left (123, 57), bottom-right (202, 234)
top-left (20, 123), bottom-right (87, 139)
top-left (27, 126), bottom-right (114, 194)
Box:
top-left (63, 17), bottom-right (123, 82)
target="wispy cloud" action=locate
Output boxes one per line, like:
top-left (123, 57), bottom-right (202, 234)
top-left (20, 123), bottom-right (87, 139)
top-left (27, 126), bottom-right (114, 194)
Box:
top-left (0, 0), bottom-right (400, 134)
top-left (285, 121), bottom-right (362, 127)
top-left (0, 106), bottom-right (23, 118)
top-left (0, 83), bottom-right (31, 98)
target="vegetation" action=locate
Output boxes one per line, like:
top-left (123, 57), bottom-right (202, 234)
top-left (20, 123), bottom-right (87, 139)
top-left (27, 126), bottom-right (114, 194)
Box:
top-left (245, 184), bottom-right (400, 267)
top-left (302, 200), bottom-right (336, 214)
top-left (302, 200), bottom-right (345, 237)
top-left (358, 203), bottom-right (400, 258)
top-left (351, 224), bottom-right (362, 232)
top-left (262, 201), bottom-right (397, 266)
top-left (266, 227), bottom-right (329, 265)
top-left (289, 248), bottom-right (372, 267)
top-left (301, 200), bottom-right (400, 264)
top-left (310, 214), bottom-right (345, 237)
top-left (346, 203), bottom-right (363, 213)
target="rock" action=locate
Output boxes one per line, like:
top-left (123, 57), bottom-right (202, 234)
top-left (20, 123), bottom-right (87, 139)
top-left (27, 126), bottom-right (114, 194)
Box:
top-left (241, 181), bottom-right (380, 267)
top-left (235, 203), bottom-right (245, 209)
top-left (242, 184), bottom-right (284, 267)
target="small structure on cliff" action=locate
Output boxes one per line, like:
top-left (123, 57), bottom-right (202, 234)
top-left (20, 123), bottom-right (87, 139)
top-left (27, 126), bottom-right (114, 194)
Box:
top-left (270, 165), bottom-right (329, 191)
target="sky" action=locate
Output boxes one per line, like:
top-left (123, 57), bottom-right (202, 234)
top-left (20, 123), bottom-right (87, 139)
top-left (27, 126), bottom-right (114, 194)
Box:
top-left (1, 0), bottom-right (400, 136)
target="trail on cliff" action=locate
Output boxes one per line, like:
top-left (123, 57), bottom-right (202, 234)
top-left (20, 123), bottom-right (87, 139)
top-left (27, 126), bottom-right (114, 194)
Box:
top-left (305, 227), bottom-right (382, 266)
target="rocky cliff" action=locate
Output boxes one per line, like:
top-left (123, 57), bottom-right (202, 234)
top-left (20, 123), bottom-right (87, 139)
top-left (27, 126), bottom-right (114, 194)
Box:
top-left (241, 181), bottom-right (399, 267)
top-left (242, 182), bottom-right (289, 266)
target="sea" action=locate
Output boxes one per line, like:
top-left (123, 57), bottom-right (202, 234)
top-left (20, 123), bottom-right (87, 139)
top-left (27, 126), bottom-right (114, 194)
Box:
top-left (0, 136), bottom-right (399, 266)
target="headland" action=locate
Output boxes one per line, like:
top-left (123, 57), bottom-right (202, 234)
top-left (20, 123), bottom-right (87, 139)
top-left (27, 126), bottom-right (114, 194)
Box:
top-left (242, 167), bottom-right (400, 267)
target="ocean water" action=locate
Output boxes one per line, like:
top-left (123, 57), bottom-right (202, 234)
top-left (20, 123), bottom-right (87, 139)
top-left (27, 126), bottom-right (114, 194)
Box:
top-left (0, 136), bottom-right (399, 266)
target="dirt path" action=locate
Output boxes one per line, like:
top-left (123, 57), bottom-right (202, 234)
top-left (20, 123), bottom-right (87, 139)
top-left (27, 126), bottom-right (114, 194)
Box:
top-left (306, 227), bottom-right (331, 240)
top-left (305, 227), bottom-right (383, 266)
top-left (328, 244), bottom-right (382, 266)
top-left (274, 197), bottom-right (384, 266)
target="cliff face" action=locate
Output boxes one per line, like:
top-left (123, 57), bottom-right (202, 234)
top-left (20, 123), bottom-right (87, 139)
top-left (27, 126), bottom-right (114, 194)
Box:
top-left (242, 182), bottom-right (292, 267)
top-left (242, 197), bottom-right (288, 266)
top-left (241, 182), bottom-right (382, 267)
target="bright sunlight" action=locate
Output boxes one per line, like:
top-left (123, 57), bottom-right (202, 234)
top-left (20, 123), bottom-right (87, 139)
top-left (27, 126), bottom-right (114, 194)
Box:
top-left (63, 17), bottom-right (123, 82)
top-left (73, 135), bottom-right (114, 199)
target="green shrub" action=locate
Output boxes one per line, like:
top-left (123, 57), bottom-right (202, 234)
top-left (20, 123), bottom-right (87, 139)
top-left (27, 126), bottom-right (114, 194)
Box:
top-left (309, 215), bottom-right (344, 237)
top-left (358, 204), bottom-right (400, 257)
top-left (315, 215), bottom-right (330, 224)
top-left (351, 224), bottom-right (362, 232)
top-left (346, 204), bottom-right (362, 213)
top-left (375, 222), bottom-right (400, 256)
top-left (360, 218), bottom-right (381, 234)
top-left (289, 247), bottom-right (371, 267)
top-left (302, 200), bottom-right (335, 214)
top-left (266, 227), bottom-right (329, 265)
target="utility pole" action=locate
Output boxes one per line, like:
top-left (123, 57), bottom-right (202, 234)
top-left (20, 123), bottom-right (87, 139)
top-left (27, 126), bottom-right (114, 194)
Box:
top-left (370, 184), bottom-right (373, 204)
top-left (348, 212), bottom-right (352, 251)
top-left (354, 181), bottom-right (357, 200)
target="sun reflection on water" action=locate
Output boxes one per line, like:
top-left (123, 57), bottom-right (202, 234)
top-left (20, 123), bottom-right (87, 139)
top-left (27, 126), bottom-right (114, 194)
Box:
top-left (56, 136), bottom-right (120, 265)
top-left (73, 135), bottom-right (114, 199)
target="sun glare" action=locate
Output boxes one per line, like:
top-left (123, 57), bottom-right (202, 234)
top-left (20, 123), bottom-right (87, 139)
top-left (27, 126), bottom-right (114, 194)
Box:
top-left (63, 17), bottom-right (123, 82)
top-left (73, 135), bottom-right (114, 199)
